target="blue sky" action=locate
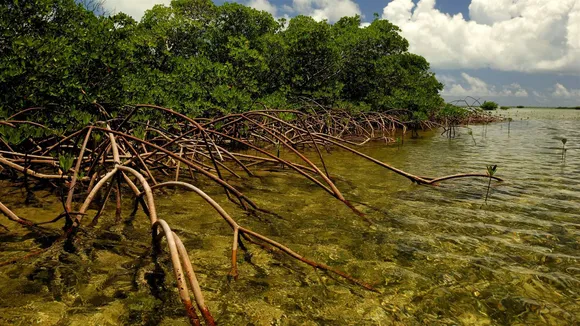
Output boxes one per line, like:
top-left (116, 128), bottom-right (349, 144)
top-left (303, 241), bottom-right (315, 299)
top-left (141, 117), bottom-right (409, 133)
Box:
top-left (105, 0), bottom-right (579, 106)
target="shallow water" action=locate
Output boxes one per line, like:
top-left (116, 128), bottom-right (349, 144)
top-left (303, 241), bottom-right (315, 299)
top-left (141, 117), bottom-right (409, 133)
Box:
top-left (1, 108), bottom-right (579, 325)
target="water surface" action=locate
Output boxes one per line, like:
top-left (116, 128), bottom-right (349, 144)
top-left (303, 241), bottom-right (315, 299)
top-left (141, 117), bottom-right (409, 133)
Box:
top-left (1, 108), bottom-right (579, 325)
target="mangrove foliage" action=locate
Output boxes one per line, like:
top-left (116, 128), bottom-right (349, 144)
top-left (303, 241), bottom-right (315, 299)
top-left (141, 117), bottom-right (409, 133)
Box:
top-left (1, 0), bottom-right (444, 133)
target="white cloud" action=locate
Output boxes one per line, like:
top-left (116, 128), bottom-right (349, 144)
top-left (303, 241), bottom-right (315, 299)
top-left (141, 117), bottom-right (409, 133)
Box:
top-left (102, 0), bottom-right (280, 20)
top-left (532, 90), bottom-right (548, 104)
top-left (382, 0), bottom-right (415, 22)
top-left (103, 0), bottom-right (361, 23)
top-left (532, 91), bottom-right (545, 98)
top-left (552, 83), bottom-right (580, 98)
top-left (284, 0), bottom-right (361, 22)
top-left (468, 0), bottom-right (523, 25)
top-left (441, 73), bottom-right (528, 97)
top-left (508, 83), bottom-right (529, 97)
top-left (382, 0), bottom-right (580, 74)
top-left (247, 0), bottom-right (278, 16)
top-left (437, 74), bottom-right (457, 86)
top-left (103, 0), bottom-right (170, 20)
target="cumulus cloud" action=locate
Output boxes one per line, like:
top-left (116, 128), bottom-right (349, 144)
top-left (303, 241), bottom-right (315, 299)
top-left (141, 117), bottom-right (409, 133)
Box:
top-left (441, 73), bottom-right (529, 97)
top-left (103, 0), bottom-right (279, 20)
top-left (552, 83), bottom-right (580, 98)
top-left (437, 74), bottom-right (457, 86)
top-left (283, 0), bottom-right (361, 22)
top-left (103, 0), bottom-right (361, 23)
top-left (247, 0), bottom-right (278, 16)
top-left (103, 0), bottom-right (170, 20)
top-left (382, 0), bottom-right (580, 74)
top-left (468, 0), bottom-right (524, 25)
top-left (508, 84), bottom-right (530, 97)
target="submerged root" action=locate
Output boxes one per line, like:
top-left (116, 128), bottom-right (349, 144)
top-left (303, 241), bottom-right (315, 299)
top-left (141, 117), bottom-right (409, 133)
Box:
top-left (0, 104), bottom-right (505, 323)
top-left (145, 181), bottom-right (376, 292)
top-left (0, 201), bottom-right (33, 227)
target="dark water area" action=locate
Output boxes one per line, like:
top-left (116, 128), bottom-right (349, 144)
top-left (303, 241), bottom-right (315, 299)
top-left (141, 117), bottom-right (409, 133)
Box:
top-left (1, 109), bottom-right (579, 325)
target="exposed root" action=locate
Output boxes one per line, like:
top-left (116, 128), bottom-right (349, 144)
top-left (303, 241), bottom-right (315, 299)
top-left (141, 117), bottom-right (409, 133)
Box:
top-left (145, 181), bottom-right (376, 292)
top-left (0, 104), bottom-right (505, 323)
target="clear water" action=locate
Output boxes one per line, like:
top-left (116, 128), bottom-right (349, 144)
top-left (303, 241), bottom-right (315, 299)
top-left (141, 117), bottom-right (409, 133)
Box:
top-left (1, 108), bottom-right (579, 325)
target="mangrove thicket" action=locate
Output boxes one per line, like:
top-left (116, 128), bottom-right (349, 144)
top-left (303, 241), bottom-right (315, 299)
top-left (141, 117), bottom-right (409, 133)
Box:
top-left (0, 1), bottom-right (504, 324)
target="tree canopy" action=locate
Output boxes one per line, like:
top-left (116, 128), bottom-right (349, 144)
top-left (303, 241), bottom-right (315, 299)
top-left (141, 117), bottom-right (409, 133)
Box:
top-left (0, 0), bottom-right (444, 125)
top-left (481, 101), bottom-right (499, 111)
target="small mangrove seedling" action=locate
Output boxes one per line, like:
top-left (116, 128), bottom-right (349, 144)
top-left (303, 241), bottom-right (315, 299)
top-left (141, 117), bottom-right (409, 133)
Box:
top-left (468, 129), bottom-right (476, 145)
top-left (562, 138), bottom-right (567, 159)
top-left (485, 165), bottom-right (498, 204)
top-left (58, 153), bottom-right (75, 174)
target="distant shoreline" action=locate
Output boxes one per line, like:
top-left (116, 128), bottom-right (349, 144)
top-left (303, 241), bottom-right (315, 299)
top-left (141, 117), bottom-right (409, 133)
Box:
top-left (456, 106), bottom-right (580, 110)
top-left (512, 107), bottom-right (580, 110)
